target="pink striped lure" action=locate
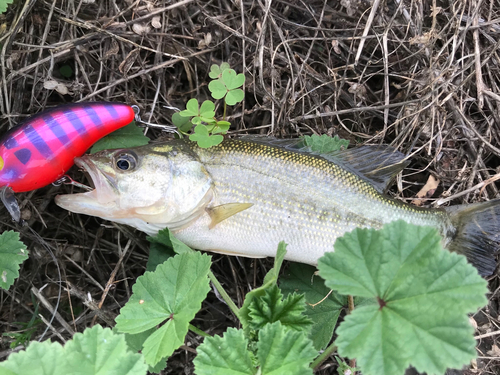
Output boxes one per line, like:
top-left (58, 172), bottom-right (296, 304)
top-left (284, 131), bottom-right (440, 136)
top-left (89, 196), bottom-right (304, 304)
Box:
top-left (0, 102), bottom-right (135, 193)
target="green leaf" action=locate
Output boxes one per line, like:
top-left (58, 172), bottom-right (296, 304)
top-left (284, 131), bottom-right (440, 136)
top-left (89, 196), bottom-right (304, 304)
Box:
top-left (194, 328), bottom-right (255, 375)
top-left (199, 100), bottom-right (216, 118)
top-left (172, 112), bottom-right (193, 133)
top-left (90, 122), bottom-right (149, 153)
top-left (222, 69), bottom-right (245, 90)
top-left (257, 322), bottom-right (317, 375)
top-left (147, 227), bottom-right (193, 255)
top-left (303, 134), bottom-right (349, 153)
top-left (279, 263), bottom-right (344, 350)
top-left (208, 64), bottom-right (222, 79)
top-left (180, 98), bottom-right (200, 117)
top-left (123, 329), bottom-right (168, 374)
top-left (0, 326), bottom-right (148, 375)
top-left (0, 341), bottom-right (66, 375)
top-left (189, 125), bottom-right (223, 148)
top-left (317, 221), bottom-right (488, 375)
top-left (225, 89), bottom-right (245, 105)
top-left (211, 122), bottom-right (230, 134)
top-left (0, 231), bottom-right (28, 290)
top-left (64, 325), bottom-right (147, 375)
top-left (240, 242), bottom-right (287, 334)
top-left (115, 252), bottom-right (211, 366)
top-left (248, 284), bottom-right (312, 332)
top-left (146, 242), bottom-right (175, 272)
top-left (0, 0), bottom-right (13, 14)
top-left (208, 79), bottom-right (227, 100)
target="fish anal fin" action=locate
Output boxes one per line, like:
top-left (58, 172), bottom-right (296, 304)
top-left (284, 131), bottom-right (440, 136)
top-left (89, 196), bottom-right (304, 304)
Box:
top-left (206, 202), bottom-right (253, 229)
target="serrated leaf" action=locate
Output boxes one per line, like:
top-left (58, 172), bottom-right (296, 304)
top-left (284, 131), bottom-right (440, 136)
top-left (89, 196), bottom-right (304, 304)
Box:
top-left (0, 231), bottom-right (28, 290)
top-left (194, 328), bottom-right (255, 375)
top-left (172, 112), bottom-right (193, 132)
top-left (240, 242), bottom-right (287, 334)
top-left (222, 69), bottom-right (245, 90)
top-left (317, 221), bottom-right (488, 375)
top-left (1, 326), bottom-right (148, 375)
top-left (248, 284), bottom-right (312, 332)
top-left (208, 79), bottom-right (227, 100)
top-left (123, 329), bottom-right (168, 374)
top-left (65, 325), bottom-right (147, 375)
top-left (115, 252), bottom-right (211, 366)
top-left (199, 100), bottom-right (216, 118)
top-left (147, 227), bottom-right (193, 255)
top-left (90, 122), bottom-right (149, 153)
top-left (0, 341), bottom-right (66, 375)
top-left (225, 89), bottom-right (245, 105)
top-left (189, 125), bottom-right (223, 148)
top-left (280, 263), bottom-right (344, 350)
top-left (146, 241), bottom-right (175, 272)
top-left (257, 322), bottom-right (317, 375)
top-left (0, 0), bottom-right (13, 14)
top-left (303, 134), bottom-right (349, 153)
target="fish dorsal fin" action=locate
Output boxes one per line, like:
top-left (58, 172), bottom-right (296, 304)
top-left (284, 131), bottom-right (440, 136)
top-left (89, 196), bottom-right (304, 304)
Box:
top-left (235, 136), bottom-right (408, 193)
top-left (320, 145), bottom-right (409, 193)
top-left (206, 202), bottom-right (253, 229)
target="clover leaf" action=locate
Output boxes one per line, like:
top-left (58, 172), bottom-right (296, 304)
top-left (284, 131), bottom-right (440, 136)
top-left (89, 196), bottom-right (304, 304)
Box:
top-left (189, 125), bottom-right (223, 148)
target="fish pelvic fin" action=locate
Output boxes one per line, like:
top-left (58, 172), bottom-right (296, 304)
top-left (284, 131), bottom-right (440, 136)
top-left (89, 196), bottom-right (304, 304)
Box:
top-left (445, 199), bottom-right (500, 276)
top-left (206, 202), bottom-right (253, 229)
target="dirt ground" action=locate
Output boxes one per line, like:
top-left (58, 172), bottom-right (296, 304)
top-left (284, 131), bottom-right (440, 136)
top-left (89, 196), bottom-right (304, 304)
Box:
top-left (1, 0), bottom-right (500, 374)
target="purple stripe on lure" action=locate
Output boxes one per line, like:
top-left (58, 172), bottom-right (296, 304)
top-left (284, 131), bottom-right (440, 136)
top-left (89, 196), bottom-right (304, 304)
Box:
top-left (63, 110), bottom-right (89, 138)
top-left (23, 124), bottom-right (53, 159)
top-left (44, 114), bottom-right (72, 147)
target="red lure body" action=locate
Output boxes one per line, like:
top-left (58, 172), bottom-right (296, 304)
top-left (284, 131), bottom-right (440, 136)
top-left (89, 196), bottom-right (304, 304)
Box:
top-left (0, 102), bottom-right (135, 192)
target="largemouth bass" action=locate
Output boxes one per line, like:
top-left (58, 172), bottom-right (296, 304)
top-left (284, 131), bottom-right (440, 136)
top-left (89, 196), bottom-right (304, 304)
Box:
top-left (55, 137), bottom-right (499, 276)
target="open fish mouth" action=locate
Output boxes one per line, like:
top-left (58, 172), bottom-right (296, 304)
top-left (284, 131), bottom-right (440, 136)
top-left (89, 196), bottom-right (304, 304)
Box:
top-left (55, 156), bottom-right (118, 214)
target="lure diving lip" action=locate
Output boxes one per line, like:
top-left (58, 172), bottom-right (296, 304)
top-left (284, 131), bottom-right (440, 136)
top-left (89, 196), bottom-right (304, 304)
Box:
top-left (0, 102), bottom-right (135, 193)
top-left (0, 102), bottom-right (135, 222)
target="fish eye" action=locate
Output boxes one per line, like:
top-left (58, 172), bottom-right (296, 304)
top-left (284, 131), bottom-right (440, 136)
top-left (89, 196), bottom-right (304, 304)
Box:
top-left (114, 152), bottom-right (137, 171)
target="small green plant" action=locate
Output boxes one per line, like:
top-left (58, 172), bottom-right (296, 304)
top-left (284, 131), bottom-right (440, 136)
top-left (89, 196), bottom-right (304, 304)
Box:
top-left (171, 62), bottom-right (245, 148)
top-left (0, 230), bottom-right (28, 291)
top-left (0, 0), bottom-right (13, 14)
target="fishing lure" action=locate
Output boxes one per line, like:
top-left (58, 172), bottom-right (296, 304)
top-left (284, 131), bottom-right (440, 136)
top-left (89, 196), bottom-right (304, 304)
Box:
top-left (0, 102), bottom-right (135, 220)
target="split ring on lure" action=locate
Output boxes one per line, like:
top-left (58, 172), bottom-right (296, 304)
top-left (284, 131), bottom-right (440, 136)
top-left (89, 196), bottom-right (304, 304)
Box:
top-left (0, 102), bottom-right (135, 221)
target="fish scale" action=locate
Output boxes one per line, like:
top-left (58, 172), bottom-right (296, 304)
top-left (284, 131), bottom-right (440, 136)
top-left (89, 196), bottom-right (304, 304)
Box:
top-left (173, 140), bottom-right (450, 264)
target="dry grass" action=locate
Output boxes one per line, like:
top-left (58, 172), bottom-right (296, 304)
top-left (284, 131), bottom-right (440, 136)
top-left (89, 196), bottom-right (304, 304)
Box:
top-left (1, 0), bottom-right (500, 373)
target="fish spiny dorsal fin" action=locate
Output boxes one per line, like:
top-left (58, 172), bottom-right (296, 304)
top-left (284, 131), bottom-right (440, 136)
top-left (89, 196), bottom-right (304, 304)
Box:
top-left (320, 145), bottom-right (410, 193)
top-left (206, 203), bottom-right (253, 229)
top-left (236, 136), bottom-right (409, 193)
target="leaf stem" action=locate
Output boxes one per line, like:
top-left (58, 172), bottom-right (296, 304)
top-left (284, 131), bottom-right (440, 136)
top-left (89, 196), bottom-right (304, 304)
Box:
top-left (223, 100), bottom-right (227, 121)
top-left (189, 324), bottom-right (209, 337)
top-left (311, 342), bottom-right (337, 371)
top-left (208, 270), bottom-right (240, 319)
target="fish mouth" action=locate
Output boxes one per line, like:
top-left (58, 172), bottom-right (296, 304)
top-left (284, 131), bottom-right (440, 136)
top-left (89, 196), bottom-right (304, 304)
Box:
top-left (55, 156), bottom-right (119, 216)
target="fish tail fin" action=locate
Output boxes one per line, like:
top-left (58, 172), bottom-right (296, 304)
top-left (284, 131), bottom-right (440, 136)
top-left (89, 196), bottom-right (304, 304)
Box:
top-left (445, 199), bottom-right (500, 276)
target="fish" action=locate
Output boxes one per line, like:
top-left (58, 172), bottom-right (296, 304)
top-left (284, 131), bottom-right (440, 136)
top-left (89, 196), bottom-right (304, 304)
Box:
top-left (0, 102), bottom-right (135, 221)
top-left (55, 137), bottom-right (499, 276)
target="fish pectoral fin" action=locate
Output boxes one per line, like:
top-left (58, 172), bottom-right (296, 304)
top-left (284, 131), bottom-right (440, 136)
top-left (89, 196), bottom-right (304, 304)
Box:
top-left (206, 202), bottom-right (253, 229)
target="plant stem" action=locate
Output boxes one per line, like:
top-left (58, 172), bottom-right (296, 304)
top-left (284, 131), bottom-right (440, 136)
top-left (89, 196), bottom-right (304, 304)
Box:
top-left (208, 270), bottom-right (240, 319)
top-left (223, 100), bottom-right (227, 121)
top-left (189, 324), bottom-right (209, 337)
top-left (311, 342), bottom-right (337, 371)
